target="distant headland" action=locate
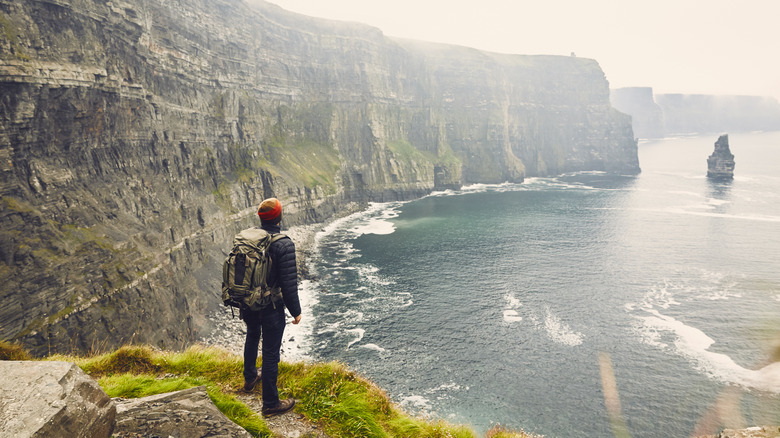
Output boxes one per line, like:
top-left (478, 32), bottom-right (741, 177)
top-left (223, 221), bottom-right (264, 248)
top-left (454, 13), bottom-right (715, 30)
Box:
top-left (611, 87), bottom-right (780, 139)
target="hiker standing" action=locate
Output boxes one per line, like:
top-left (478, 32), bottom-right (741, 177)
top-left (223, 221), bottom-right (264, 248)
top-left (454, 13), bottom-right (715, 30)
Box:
top-left (242, 197), bottom-right (301, 417)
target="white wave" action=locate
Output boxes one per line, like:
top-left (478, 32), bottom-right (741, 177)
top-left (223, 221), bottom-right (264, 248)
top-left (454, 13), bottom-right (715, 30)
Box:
top-left (636, 309), bottom-right (780, 393)
top-left (502, 293), bottom-right (523, 322)
top-left (426, 382), bottom-right (465, 393)
top-left (399, 395), bottom-right (432, 413)
top-left (349, 217), bottom-right (396, 236)
top-left (543, 308), bottom-right (583, 346)
top-left (345, 328), bottom-right (365, 350)
top-left (639, 280), bottom-right (682, 310)
top-left (313, 202), bottom-right (402, 249)
top-left (426, 189), bottom-right (458, 197)
top-left (357, 264), bottom-right (395, 286)
top-left (697, 289), bottom-right (742, 301)
top-left (315, 310), bottom-right (364, 334)
top-left (628, 274), bottom-right (742, 312)
top-left (335, 246), bottom-right (358, 256)
top-left (361, 343), bottom-right (386, 352)
top-left (460, 183), bottom-right (495, 192)
top-left (322, 291), bottom-right (355, 298)
top-left (451, 181), bottom-right (532, 195)
top-left (280, 279), bottom-right (318, 361)
top-left (396, 292), bottom-right (414, 308)
top-left (504, 293), bottom-right (522, 309)
top-left (342, 310), bottom-right (366, 321)
top-left (503, 309), bottom-right (523, 322)
top-left (344, 203), bottom-right (403, 237)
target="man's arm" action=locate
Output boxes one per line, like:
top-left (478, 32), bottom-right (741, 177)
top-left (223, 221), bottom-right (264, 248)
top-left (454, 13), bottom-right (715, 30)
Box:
top-left (274, 238), bottom-right (302, 319)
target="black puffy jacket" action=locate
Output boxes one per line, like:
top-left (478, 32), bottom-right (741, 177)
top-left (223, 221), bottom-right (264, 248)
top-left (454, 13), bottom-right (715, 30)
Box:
top-left (261, 223), bottom-right (301, 317)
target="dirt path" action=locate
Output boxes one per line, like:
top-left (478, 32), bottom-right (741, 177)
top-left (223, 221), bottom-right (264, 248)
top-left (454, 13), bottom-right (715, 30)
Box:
top-left (234, 392), bottom-right (330, 438)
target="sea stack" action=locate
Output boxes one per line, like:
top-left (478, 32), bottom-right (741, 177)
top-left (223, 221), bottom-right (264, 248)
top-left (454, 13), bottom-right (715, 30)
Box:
top-left (707, 134), bottom-right (735, 180)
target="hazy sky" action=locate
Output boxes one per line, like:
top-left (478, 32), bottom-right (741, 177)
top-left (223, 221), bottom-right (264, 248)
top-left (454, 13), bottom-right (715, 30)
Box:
top-left (266, 0), bottom-right (780, 101)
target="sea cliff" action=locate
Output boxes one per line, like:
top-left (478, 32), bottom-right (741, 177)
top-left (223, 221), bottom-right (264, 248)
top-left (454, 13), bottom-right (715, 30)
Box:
top-left (611, 86), bottom-right (780, 138)
top-left (0, 0), bottom-right (639, 355)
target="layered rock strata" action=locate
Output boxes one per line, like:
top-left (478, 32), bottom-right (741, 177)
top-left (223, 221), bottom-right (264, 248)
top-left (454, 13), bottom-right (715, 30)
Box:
top-left (0, 0), bottom-right (639, 354)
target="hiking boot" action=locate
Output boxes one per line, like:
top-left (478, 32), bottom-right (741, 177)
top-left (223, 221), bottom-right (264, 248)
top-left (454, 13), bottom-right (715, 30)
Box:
top-left (262, 398), bottom-right (296, 417)
top-left (242, 373), bottom-right (261, 392)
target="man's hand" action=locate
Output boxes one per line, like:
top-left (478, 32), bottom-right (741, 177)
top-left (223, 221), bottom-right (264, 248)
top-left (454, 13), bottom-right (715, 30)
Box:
top-left (292, 314), bottom-right (302, 324)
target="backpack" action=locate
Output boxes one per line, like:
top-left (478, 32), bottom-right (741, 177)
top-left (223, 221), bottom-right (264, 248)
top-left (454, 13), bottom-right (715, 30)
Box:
top-left (221, 228), bottom-right (287, 316)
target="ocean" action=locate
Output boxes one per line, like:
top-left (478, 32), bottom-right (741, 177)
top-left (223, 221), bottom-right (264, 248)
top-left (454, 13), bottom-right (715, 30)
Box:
top-left (289, 131), bottom-right (780, 437)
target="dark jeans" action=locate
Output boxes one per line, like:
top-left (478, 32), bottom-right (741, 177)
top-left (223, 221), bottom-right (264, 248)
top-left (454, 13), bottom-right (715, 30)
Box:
top-left (243, 306), bottom-right (286, 406)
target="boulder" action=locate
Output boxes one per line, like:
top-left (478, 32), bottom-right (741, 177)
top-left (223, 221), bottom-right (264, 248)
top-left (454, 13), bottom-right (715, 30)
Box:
top-left (0, 361), bottom-right (115, 438)
top-left (113, 385), bottom-right (252, 437)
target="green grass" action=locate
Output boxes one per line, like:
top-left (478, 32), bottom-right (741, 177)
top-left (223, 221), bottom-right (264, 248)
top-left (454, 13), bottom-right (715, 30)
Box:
top-left (279, 360), bottom-right (478, 438)
top-left (99, 373), bottom-right (270, 437)
top-left (0, 343), bottom-right (535, 437)
top-left (269, 138), bottom-right (341, 192)
top-left (387, 139), bottom-right (462, 170)
top-left (387, 139), bottom-right (436, 165)
top-left (0, 341), bottom-right (32, 360)
top-left (0, 13), bottom-right (30, 61)
top-left (2, 196), bottom-right (36, 213)
top-left (484, 424), bottom-right (543, 438)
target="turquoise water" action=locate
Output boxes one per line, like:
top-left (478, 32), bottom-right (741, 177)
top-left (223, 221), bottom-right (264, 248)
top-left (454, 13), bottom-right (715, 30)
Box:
top-left (303, 132), bottom-right (780, 437)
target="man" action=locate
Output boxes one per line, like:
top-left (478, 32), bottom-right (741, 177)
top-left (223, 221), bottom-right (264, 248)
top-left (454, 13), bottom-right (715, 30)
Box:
top-left (242, 197), bottom-right (302, 417)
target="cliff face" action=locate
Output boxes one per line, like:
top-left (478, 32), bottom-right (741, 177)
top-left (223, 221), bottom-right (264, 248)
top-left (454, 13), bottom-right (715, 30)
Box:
top-left (0, 0), bottom-right (639, 355)
top-left (612, 87), bottom-right (780, 138)
top-left (610, 87), bottom-right (664, 139)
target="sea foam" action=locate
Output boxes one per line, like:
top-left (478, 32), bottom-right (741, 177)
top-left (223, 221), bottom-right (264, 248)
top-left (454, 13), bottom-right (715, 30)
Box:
top-left (543, 307), bottom-right (584, 346)
top-left (636, 308), bottom-right (780, 393)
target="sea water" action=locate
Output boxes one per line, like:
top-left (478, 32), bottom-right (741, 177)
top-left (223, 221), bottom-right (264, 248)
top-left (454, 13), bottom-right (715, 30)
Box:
top-left (294, 132), bottom-right (780, 437)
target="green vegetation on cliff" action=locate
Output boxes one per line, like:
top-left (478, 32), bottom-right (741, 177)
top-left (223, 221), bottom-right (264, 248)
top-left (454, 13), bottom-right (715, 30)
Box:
top-left (0, 342), bottom-right (535, 437)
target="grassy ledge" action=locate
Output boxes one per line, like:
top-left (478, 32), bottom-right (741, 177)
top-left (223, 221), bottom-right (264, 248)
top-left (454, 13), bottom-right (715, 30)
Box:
top-left (0, 342), bottom-right (537, 437)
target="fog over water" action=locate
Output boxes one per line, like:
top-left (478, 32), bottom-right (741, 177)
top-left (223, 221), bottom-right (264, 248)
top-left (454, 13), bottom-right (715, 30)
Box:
top-left (263, 0), bottom-right (780, 101)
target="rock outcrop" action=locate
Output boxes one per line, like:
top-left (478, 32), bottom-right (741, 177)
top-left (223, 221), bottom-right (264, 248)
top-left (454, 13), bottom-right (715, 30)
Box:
top-left (707, 134), bottom-right (735, 180)
top-left (0, 361), bottom-right (116, 438)
top-left (113, 386), bottom-right (252, 438)
top-left (0, 0), bottom-right (638, 355)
